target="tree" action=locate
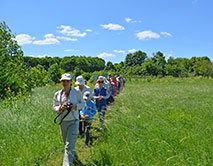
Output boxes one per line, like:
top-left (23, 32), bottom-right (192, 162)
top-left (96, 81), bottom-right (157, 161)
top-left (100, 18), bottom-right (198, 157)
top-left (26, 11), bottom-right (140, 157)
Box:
top-left (193, 60), bottom-right (213, 77)
top-left (51, 63), bottom-right (63, 83)
top-left (104, 61), bottom-right (115, 71)
top-left (125, 50), bottom-right (147, 67)
top-left (0, 21), bottom-right (30, 98)
top-left (30, 65), bottom-right (48, 87)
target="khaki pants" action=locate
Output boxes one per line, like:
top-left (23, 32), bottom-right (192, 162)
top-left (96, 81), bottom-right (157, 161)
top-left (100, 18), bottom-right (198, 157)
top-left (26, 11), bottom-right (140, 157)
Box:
top-left (60, 120), bottom-right (79, 166)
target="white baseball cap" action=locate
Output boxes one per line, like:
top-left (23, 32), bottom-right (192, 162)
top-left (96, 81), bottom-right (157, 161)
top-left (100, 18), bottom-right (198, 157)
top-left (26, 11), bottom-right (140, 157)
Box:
top-left (60, 73), bottom-right (72, 81)
top-left (75, 75), bottom-right (85, 85)
top-left (83, 91), bottom-right (91, 100)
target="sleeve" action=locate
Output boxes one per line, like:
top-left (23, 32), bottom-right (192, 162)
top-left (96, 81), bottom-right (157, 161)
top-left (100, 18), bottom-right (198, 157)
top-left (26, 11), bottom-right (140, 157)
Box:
top-left (103, 89), bottom-right (110, 99)
top-left (80, 107), bottom-right (85, 115)
top-left (53, 92), bottom-right (60, 113)
top-left (92, 88), bottom-right (99, 99)
top-left (91, 102), bottom-right (97, 116)
top-left (76, 91), bottom-right (85, 110)
top-left (89, 87), bottom-right (93, 99)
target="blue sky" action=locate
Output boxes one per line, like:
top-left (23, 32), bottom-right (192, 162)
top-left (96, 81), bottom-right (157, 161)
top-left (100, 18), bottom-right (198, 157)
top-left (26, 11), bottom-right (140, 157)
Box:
top-left (1, 0), bottom-right (212, 63)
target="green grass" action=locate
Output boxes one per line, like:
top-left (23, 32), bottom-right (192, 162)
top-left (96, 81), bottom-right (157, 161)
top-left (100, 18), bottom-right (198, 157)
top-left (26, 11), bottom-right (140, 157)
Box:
top-left (0, 78), bottom-right (212, 165)
top-left (0, 85), bottom-right (63, 166)
top-left (86, 78), bottom-right (213, 166)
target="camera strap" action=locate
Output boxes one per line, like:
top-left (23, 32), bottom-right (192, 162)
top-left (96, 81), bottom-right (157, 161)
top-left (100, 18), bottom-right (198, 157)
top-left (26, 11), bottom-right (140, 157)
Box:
top-left (54, 88), bottom-right (72, 125)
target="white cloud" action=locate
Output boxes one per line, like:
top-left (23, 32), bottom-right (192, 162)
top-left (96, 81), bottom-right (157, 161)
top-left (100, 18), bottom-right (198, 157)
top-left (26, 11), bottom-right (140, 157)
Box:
top-left (15, 34), bottom-right (35, 45)
top-left (136, 30), bottom-right (160, 40)
top-left (125, 17), bottom-right (142, 24)
top-left (37, 54), bottom-right (52, 58)
top-left (100, 23), bottom-right (125, 30)
top-left (125, 17), bottom-right (132, 23)
top-left (128, 49), bottom-right (137, 53)
top-left (97, 52), bottom-right (116, 58)
top-left (56, 36), bottom-right (78, 41)
top-left (27, 54), bottom-right (52, 58)
top-left (113, 50), bottom-right (126, 54)
top-left (33, 38), bottom-right (59, 45)
top-left (164, 53), bottom-right (173, 60)
top-left (44, 33), bottom-right (55, 38)
top-left (64, 49), bottom-right (79, 52)
top-left (160, 32), bottom-right (172, 37)
top-left (57, 25), bottom-right (87, 37)
top-left (85, 29), bottom-right (92, 32)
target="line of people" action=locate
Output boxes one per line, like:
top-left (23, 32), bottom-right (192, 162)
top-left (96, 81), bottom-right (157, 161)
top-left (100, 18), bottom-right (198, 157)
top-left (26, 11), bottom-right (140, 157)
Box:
top-left (53, 73), bottom-right (125, 166)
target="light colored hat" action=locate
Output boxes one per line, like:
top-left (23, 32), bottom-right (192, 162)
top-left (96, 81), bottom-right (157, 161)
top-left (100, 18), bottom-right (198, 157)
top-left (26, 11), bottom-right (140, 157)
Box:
top-left (97, 76), bottom-right (104, 82)
top-left (83, 91), bottom-right (90, 100)
top-left (75, 75), bottom-right (85, 85)
top-left (60, 73), bottom-right (72, 81)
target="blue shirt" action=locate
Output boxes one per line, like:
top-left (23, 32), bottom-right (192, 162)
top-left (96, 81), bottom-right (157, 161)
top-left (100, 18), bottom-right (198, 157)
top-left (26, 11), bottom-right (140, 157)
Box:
top-left (80, 100), bottom-right (97, 120)
top-left (92, 86), bottom-right (109, 108)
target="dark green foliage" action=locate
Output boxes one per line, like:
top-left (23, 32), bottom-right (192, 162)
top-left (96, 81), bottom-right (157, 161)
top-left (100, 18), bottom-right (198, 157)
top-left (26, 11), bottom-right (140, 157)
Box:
top-left (124, 50), bottom-right (147, 67)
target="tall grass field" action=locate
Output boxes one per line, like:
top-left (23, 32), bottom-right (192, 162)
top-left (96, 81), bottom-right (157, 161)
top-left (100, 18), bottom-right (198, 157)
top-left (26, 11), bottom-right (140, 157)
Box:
top-left (86, 77), bottom-right (213, 166)
top-left (0, 77), bottom-right (212, 165)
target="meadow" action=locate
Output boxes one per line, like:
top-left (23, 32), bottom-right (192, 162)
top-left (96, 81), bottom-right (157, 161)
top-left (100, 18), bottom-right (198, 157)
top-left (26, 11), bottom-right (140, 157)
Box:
top-left (86, 77), bottom-right (213, 166)
top-left (0, 77), bottom-right (212, 165)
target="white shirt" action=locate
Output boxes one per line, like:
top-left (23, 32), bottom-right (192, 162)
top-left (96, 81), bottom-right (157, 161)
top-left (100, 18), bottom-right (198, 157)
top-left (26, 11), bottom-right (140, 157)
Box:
top-left (75, 85), bottom-right (92, 99)
top-left (53, 87), bottom-right (85, 121)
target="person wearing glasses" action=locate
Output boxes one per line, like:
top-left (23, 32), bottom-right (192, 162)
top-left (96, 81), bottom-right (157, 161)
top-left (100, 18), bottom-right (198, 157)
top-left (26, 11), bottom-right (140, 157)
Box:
top-left (53, 73), bottom-right (85, 166)
top-left (92, 76), bottom-right (109, 130)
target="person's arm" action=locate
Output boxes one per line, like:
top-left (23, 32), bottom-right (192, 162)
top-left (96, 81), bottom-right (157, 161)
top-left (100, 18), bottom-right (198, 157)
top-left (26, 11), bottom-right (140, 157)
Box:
top-left (80, 106), bottom-right (84, 115)
top-left (53, 91), bottom-right (68, 112)
top-left (89, 87), bottom-right (93, 99)
top-left (91, 102), bottom-right (97, 116)
top-left (92, 89), bottom-right (99, 99)
top-left (53, 92), bottom-right (60, 113)
top-left (103, 89), bottom-right (110, 99)
top-left (76, 91), bottom-right (85, 110)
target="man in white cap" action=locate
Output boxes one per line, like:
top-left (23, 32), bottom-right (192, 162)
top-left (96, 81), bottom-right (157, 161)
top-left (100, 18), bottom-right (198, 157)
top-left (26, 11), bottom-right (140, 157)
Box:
top-left (75, 75), bottom-right (92, 135)
top-left (53, 73), bottom-right (85, 166)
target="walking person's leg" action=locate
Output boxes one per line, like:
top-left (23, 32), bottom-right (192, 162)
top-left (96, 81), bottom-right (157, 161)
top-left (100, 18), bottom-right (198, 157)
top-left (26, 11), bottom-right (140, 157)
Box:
top-left (99, 106), bottom-right (106, 129)
top-left (78, 111), bottom-right (83, 135)
top-left (84, 121), bottom-right (91, 147)
top-left (63, 120), bottom-right (79, 166)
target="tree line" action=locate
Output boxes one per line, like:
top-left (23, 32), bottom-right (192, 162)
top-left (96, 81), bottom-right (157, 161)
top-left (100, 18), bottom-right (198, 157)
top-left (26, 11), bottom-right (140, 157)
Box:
top-left (1, 21), bottom-right (212, 99)
top-left (106, 50), bottom-right (213, 78)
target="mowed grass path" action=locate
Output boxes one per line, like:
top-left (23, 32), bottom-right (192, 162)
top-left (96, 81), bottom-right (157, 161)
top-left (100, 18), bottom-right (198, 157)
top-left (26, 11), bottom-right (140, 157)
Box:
top-left (86, 78), bottom-right (213, 166)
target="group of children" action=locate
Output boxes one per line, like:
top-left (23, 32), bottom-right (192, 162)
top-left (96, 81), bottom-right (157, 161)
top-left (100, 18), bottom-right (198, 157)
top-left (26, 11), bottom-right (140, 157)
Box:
top-left (77, 74), bottom-right (125, 148)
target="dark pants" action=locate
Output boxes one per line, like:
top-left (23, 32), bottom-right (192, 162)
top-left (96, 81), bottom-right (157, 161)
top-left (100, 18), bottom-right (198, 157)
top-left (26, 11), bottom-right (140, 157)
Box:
top-left (107, 95), bottom-right (114, 104)
top-left (78, 111), bottom-right (84, 135)
top-left (83, 120), bottom-right (92, 145)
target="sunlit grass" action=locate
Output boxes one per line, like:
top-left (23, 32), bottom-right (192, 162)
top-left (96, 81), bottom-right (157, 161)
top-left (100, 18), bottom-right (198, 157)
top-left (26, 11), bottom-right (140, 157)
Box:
top-left (0, 85), bottom-right (63, 165)
top-left (86, 78), bottom-right (213, 165)
top-left (0, 78), bottom-right (212, 165)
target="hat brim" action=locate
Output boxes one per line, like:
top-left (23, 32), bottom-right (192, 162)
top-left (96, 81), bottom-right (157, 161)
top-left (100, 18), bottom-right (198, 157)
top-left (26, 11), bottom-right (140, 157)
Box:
top-left (75, 81), bottom-right (85, 85)
top-left (60, 78), bottom-right (71, 81)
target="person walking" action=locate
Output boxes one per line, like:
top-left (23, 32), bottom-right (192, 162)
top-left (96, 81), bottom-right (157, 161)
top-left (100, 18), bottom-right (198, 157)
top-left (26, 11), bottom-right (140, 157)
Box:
top-left (80, 91), bottom-right (97, 148)
top-left (53, 73), bottom-right (85, 166)
top-left (92, 76), bottom-right (109, 130)
top-left (75, 75), bottom-right (92, 136)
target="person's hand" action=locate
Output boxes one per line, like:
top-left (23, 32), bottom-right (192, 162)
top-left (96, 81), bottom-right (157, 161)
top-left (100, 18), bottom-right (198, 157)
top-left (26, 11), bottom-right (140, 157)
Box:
top-left (81, 115), bottom-right (85, 119)
top-left (97, 96), bottom-right (103, 100)
top-left (59, 102), bottom-right (68, 112)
